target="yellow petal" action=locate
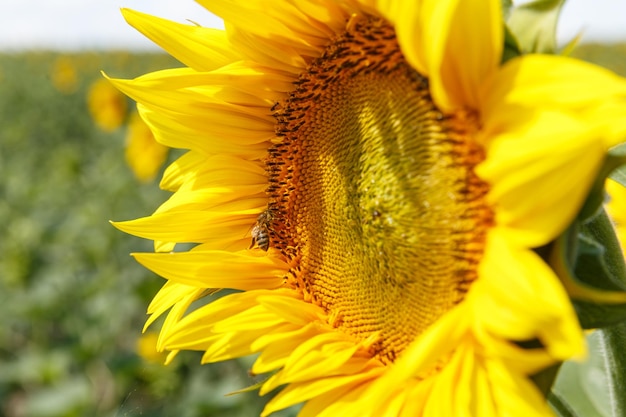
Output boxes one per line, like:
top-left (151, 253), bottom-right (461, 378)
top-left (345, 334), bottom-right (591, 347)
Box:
top-left (480, 54), bottom-right (626, 123)
top-left (277, 367), bottom-right (384, 417)
top-left (477, 110), bottom-right (605, 248)
top-left (157, 288), bottom-right (203, 351)
top-left (132, 250), bottom-right (287, 290)
top-left (485, 358), bottom-right (555, 417)
top-left (137, 104), bottom-right (270, 158)
top-left (422, 0), bottom-right (501, 111)
top-left (144, 281), bottom-right (203, 331)
top-left (267, 333), bottom-right (360, 386)
top-left (252, 324), bottom-right (322, 373)
top-left (112, 209), bottom-right (258, 244)
top-left (124, 112), bottom-right (169, 182)
top-left (364, 304), bottom-right (469, 391)
top-left (474, 230), bottom-right (584, 359)
top-left (160, 151), bottom-right (205, 191)
top-left (197, 0), bottom-right (331, 54)
top-left (374, 0), bottom-right (427, 75)
top-left (121, 8), bottom-right (237, 71)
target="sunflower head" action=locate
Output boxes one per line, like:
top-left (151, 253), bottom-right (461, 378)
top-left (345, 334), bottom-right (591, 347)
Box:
top-left (124, 111), bottom-right (169, 182)
top-left (111, 1), bottom-right (626, 415)
top-left (87, 78), bottom-right (127, 132)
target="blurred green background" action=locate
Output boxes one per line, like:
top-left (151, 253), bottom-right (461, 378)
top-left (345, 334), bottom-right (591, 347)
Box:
top-left (0, 44), bottom-right (625, 417)
top-left (0, 51), bottom-right (296, 417)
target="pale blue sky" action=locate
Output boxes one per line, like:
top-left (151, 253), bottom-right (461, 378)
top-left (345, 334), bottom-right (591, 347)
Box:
top-left (0, 0), bottom-right (625, 50)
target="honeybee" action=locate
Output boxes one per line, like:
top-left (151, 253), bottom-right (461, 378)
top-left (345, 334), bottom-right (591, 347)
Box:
top-left (249, 208), bottom-right (275, 251)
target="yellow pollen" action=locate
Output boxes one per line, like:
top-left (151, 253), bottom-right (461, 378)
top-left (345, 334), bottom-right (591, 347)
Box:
top-left (264, 15), bottom-right (493, 363)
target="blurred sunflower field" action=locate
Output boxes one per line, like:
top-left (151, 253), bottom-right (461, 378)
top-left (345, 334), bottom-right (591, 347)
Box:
top-left (2, 43), bottom-right (626, 417)
top-left (0, 51), bottom-right (291, 417)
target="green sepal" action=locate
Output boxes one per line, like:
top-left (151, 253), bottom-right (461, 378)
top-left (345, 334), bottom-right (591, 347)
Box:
top-left (225, 372), bottom-right (273, 396)
top-left (549, 392), bottom-right (580, 417)
top-left (549, 143), bottom-right (626, 328)
top-left (225, 380), bottom-right (265, 396)
top-left (599, 322), bottom-right (626, 416)
top-left (502, 24), bottom-right (522, 64)
top-left (552, 213), bottom-right (626, 329)
top-left (501, 0), bottom-right (514, 20)
top-left (531, 362), bottom-right (562, 397)
top-left (506, 0), bottom-right (565, 54)
top-left (579, 143), bottom-right (626, 221)
top-left (609, 143), bottom-right (626, 187)
top-left (579, 212), bottom-right (626, 287)
top-left (559, 31), bottom-right (584, 57)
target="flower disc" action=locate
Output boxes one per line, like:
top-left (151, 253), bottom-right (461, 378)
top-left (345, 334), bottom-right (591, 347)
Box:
top-left (266, 15), bottom-right (493, 363)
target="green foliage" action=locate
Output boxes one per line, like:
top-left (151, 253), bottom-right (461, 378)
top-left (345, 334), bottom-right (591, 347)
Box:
top-left (0, 52), bottom-right (296, 417)
top-left (552, 327), bottom-right (626, 417)
top-left (547, 97), bottom-right (626, 415)
top-left (571, 43), bottom-right (626, 77)
top-left (501, 24), bottom-right (521, 64)
top-left (548, 141), bottom-right (626, 329)
top-left (506, 0), bottom-right (565, 54)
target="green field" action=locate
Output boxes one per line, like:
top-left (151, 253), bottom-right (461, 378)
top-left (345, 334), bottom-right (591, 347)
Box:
top-left (0, 51), bottom-right (294, 417)
top-left (0, 44), bottom-right (625, 417)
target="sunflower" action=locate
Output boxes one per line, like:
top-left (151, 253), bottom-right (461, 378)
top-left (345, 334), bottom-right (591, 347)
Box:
top-left (51, 55), bottom-right (78, 95)
top-left (111, 0), bottom-right (626, 415)
top-left (87, 77), bottom-right (127, 132)
top-left (124, 111), bottom-right (170, 182)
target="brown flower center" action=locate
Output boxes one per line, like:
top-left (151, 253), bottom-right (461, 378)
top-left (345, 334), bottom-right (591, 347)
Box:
top-left (262, 14), bottom-right (493, 363)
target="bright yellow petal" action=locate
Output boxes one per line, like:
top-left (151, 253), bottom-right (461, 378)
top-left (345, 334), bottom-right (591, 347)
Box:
top-left (124, 112), bottom-right (169, 182)
top-left (480, 54), bottom-right (626, 124)
top-left (197, 0), bottom-right (343, 54)
top-left (364, 304), bottom-right (469, 389)
top-left (132, 250), bottom-right (287, 290)
top-left (196, 0), bottom-right (338, 73)
top-left (159, 151), bottom-right (204, 191)
top-left (252, 324), bottom-right (323, 373)
top-left (262, 333), bottom-right (360, 389)
top-left (372, 0), bottom-right (427, 75)
top-left (137, 104), bottom-right (270, 157)
top-left (112, 209), bottom-right (258, 244)
top-left (122, 8), bottom-right (237, 71)
top-left (292, 368), bottom-right (384, 417)
top-left (143, 281), bottom-right (204, 331)
top-left (477, 110), bottom-right (605, 248)
top-left (485, 358), bottom-right (555, 417)
top-left (474, 230), bottom-right (584, 360)
top-left (157, 287), bottom-right (204, 352)
top-left (422, 0), bottom-right (501, 111)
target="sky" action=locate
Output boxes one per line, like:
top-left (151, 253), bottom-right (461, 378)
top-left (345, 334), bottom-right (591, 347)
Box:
top-left (0, 0), bottom-right (625, 51)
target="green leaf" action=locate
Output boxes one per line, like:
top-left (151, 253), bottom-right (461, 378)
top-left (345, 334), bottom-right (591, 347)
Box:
top-left (560, 31), bottom-right (584, 56)
top-left (502, 24), bottom-right (522, 64)
top-left (507, 0), bottom-right (565, 54)
top-left (501, 0), bottom-right (514, 20)
top-left (612, 166), bottom-right (626, 187)
top-left (550, 212), bottom-right (626, 329)
top-left (551, 327), bottom-right (626, 417)
top-left (577, 137), bottom-right (626, 224)
top-left (580, 212), bottom-right (626, 287)
top-left (599, 322), bottom-right (626, 416)
top-left (532, 363), bottom-right (562, 397)
top-left (546, 144), bottom-right (626, 329)
top-left (609, 143), bottom-right (626, 187)
top-left (549, 392), bottom-right (580, 417)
